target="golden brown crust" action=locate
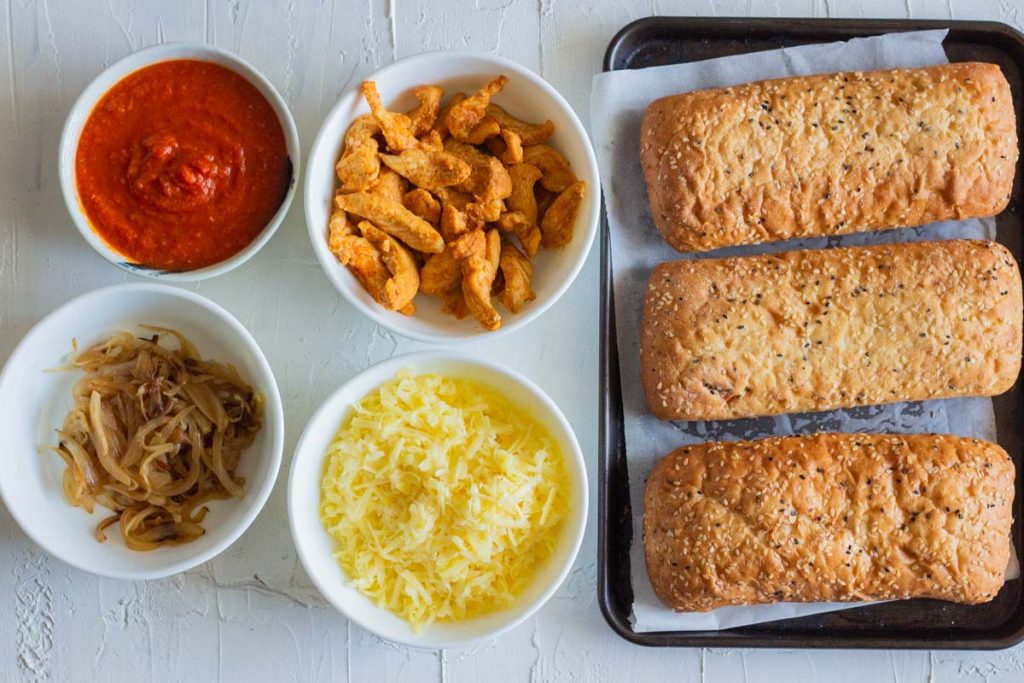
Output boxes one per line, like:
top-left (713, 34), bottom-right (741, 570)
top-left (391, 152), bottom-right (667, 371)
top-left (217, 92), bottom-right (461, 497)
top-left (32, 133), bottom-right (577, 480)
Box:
top-left (641, 239), bottom-right (1022, 421)
top-left (644, 433), bottom-right (1014, 612)
top-left (640, 63), bottom-right (1018, 252)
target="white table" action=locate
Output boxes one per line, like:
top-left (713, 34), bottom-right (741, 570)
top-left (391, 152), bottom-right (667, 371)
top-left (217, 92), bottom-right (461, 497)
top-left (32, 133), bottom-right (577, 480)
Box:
top-left (2, 1), bottom-right (1023, 681)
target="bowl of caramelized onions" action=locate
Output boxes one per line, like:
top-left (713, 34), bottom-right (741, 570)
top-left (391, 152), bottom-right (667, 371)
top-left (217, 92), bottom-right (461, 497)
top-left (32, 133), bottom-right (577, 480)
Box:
top-left (0, 283), bottom-right (284, 579)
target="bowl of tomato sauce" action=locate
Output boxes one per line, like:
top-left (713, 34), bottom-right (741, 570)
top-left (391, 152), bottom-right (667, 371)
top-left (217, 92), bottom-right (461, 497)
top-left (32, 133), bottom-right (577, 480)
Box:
top-left (60, 43), bottom-right (299, 281)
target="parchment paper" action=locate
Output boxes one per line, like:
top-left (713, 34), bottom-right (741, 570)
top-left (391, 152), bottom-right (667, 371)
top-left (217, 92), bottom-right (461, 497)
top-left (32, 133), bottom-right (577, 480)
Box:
top-left (590, 30), bottom-right (1016, 633)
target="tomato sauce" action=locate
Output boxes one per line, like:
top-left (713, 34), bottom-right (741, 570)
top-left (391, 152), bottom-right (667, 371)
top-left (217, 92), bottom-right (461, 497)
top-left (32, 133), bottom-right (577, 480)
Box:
top-left (75, 59), bottom-right (292, 271)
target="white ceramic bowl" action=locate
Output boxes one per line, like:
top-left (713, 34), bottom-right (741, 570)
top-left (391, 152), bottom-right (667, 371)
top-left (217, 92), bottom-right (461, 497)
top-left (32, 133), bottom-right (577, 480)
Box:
top-left (288, 352), bottom-right (588, 648)
top-left (59, 43), bottom-right (300, 282)
top-left (305, 51), bottom-right (600, 343)
top-left (0, 284), bottom-right (285, 580)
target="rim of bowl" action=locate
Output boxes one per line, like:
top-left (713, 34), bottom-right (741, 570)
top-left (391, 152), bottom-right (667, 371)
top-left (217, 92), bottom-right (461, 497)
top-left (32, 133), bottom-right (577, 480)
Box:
top-left (304, 50), bottom-right (601, 344)
top-left (287, 350), bottom-right (588, 648)
top-left (0, 282), bottom-right (286, 580)
top-left (58, 43), bottom-right (301, 283)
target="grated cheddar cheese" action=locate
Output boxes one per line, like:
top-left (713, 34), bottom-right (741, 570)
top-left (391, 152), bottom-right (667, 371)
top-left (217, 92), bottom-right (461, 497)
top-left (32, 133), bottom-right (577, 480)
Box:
top-left (319, 372), bottom-right (570, 630)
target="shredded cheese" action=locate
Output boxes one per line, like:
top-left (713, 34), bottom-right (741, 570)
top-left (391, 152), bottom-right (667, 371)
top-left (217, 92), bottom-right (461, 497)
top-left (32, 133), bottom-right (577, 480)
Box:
top-left (319, 372), bottom-right (570, 630)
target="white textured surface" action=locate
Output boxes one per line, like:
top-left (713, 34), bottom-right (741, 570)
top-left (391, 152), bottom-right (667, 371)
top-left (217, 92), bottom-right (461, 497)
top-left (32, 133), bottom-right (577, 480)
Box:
top-left (1, 1), bottom-right (1023, 681)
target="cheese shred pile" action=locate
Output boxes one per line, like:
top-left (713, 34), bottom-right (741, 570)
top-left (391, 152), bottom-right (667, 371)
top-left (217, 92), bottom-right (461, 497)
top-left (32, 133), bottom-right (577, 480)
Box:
top-left (319, 372), bottom-right (569, 630)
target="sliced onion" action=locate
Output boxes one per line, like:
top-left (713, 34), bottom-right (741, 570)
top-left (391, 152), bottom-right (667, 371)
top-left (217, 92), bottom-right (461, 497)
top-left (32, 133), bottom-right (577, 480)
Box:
top-left (48, 329), bottom-right (263, 551)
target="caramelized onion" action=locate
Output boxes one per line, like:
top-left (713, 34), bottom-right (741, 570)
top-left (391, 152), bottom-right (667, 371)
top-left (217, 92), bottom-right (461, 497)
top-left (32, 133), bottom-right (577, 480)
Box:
top-left (50, 328), bottom-right (263, 550)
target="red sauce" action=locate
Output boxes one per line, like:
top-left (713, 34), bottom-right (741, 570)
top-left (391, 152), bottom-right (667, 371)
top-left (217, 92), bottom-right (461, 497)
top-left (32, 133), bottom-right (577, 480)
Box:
top-left (75, 59), bottom-right (292, 271)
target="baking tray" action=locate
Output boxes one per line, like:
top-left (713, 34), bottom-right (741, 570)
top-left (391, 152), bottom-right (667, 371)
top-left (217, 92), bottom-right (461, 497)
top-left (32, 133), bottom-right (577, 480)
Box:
top-left (598, 17), bottom-right (1024, 649)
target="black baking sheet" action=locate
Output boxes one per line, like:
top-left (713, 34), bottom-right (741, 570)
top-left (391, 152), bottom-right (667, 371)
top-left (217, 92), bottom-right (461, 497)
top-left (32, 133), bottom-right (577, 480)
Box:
top-left (598, 17), bottom-right (1024, 649)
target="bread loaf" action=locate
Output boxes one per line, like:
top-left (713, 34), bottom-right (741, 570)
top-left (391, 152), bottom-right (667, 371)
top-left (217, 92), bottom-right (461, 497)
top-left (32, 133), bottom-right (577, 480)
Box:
top-left (641, 239), bottom-right (1022, 421)
top-left (640, 63), bottom-right (1017, 252)
top-left (644, 433), bottom-right (1014, 612)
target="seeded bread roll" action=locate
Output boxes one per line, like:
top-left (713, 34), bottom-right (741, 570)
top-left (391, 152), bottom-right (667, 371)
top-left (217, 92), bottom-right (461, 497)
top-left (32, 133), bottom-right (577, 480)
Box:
top-left (644, 433), bottom-right (1014, 612)
top-left (640, 63), bottom-right (1017, 252)
top-left (641, 239), bottom-right (1022, 421)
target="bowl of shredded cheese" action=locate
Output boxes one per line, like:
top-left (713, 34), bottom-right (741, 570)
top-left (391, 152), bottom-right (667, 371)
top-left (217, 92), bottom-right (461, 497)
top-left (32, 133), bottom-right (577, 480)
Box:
top-left (287, 352), bottom-right (586, 648)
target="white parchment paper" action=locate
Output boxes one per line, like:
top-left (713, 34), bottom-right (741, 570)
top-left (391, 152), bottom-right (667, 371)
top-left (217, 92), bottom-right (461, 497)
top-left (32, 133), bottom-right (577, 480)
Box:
top-left (590, 30), bottom-right (1015, 633)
